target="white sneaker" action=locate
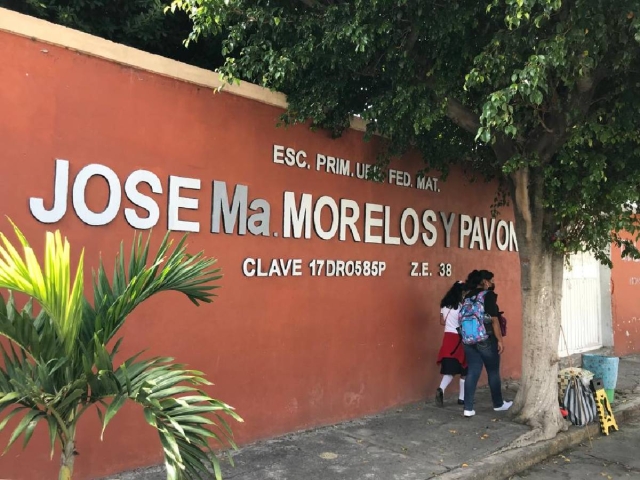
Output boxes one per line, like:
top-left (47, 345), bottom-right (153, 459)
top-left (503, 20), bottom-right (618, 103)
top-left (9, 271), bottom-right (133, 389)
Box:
top-left (494, 401), bottom-right (513, 412)
top-left (463, 410), bottom-right (476, 417)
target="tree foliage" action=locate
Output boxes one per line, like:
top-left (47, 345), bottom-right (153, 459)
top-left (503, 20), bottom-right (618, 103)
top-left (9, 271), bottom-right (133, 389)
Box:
top-left (0, 0), bottom-right (224, 71)
top-left (172, 0), bottom-right (640, 263)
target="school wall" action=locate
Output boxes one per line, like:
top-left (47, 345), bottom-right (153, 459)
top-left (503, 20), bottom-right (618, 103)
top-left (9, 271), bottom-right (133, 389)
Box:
top-left (0, 9), bottom-right (523, 479)
top-left (611, 235), bottom-right (640, 356)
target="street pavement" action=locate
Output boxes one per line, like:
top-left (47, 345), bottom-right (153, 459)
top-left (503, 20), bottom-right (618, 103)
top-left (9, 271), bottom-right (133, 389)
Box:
top-left (511, 420), bottom-right (640, 479)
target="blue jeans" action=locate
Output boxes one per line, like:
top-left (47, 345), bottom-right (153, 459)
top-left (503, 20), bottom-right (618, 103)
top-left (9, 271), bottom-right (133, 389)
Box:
top-left (463, 338), bottom-right (504, 411)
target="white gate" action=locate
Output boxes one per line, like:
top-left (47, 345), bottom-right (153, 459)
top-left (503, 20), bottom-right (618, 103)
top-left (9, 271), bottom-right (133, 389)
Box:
top-left (559, 251), bottom-right (603, 356)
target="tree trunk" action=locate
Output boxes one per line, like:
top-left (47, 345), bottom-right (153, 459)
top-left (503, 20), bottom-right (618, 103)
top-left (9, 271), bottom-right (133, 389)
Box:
top-left (507, 166), bottom-right (569, 448)
top-left (59, 440), bottom-right (75, 480)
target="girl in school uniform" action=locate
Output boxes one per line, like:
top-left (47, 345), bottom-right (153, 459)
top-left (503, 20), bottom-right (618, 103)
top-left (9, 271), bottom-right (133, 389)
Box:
top-left (434, 280), bottom-right (468, 407)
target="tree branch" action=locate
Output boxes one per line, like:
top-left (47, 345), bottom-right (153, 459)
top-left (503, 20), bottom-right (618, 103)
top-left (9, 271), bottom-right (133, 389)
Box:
top-left (404, 25), bottom-right (481, 136)
top-left (405, 23), bottom-right (420, 52)
top-left (527, 68), bottom-right (606, 162)
top-left (445, 97), bottom-right (481, 134)
top-left (512, 168), bottom-right (533, 241)
top-left (297, 0), bottom-right (322, 8)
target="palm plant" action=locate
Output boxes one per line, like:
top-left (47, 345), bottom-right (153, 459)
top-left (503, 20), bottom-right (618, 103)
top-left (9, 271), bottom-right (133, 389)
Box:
top-left (0, 220), bottom-right (242, 480)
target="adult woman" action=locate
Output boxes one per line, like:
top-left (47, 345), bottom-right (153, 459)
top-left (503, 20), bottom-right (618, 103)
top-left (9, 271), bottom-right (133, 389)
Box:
top-left (461, 269), bottom-right (512, 417)
top-left (435, 281), bottom-right (468, 407)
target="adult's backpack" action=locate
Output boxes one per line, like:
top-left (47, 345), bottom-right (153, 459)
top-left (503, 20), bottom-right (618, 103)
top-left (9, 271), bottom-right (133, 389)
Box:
top-left (458, 291), bottom-right (490, 345)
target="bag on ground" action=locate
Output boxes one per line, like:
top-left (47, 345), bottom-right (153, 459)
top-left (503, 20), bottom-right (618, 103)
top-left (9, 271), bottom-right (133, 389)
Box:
top-left (558, 367), bottom-right (594, 405)
top-left (563, 375), bottom-right (597, 427)
top-left (458, 290), bottom-right (490, 345)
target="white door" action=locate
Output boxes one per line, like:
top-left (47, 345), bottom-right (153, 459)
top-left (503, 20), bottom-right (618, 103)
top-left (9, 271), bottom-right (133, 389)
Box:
top-left (559, 251), bottom-right (603, 356)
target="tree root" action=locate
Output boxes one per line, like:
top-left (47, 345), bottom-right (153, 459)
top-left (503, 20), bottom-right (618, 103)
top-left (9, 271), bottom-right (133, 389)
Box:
top-left (494, 409), bottom-right (569, 454)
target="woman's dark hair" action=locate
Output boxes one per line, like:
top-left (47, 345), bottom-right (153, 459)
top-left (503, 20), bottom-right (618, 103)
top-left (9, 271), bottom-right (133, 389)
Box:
top-left (440, 281), bottom-right (467, 309)
top-left (465, 269), bottom-right (494, 289)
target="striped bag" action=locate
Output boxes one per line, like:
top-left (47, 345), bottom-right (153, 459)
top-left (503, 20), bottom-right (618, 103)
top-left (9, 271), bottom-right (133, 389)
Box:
top-left (563, 375), bottom-right (597, 427)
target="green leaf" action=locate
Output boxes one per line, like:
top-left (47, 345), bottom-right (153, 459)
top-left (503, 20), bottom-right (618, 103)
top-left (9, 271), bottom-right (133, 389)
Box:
top-left (21, 412), bottom-right (41, 448)
top-left (0, 392), bottom-right (21, 404)
top-left (46, 415), bottom-right (58, 460)
top-left (0, 222), bottom-right (85, 357)
top-left (143, 407), bottom-right (158, 428)
top-left (56, 389), bottom-right (84, 413)
top-left (4, 410), bottom-right (43, 453)
top-left (0, 408), bottom-right (25, 433)
top-left (101, 395), bottom-right (127, 440)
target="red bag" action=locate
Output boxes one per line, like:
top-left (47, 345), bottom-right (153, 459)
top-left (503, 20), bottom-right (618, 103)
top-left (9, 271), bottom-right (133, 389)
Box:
top-left (498, 313), bottom-right (508, 337)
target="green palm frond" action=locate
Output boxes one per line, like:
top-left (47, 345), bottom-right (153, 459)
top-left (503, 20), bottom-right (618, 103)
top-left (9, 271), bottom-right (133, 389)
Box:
top-left (84, 231), bottom-right (222, 346)
top-left (0, 340), bottom-right (71, 460)
top-left (0, 221), bottom-right (84, 356)
top-left (0, 293), bottom-right (61, 362)
top-left (97, 353), bottom-right (243, 480)
top-left (0, 222), bottom-right (239, 479)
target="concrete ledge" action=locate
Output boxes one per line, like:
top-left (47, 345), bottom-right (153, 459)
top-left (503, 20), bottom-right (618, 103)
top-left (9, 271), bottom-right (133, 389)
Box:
top-left (433, 395), bottom-right (640, 480)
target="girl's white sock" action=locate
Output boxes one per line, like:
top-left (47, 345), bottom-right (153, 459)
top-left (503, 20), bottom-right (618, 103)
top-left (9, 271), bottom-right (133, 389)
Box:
top-left (459, 378), bottom-right (466, 400)
top-left (439, 375), bottom-right (453, 391)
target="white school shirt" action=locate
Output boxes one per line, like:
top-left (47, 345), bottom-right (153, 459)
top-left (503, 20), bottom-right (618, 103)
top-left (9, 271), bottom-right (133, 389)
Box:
top-left (441, 306), bottom-right (461, 334)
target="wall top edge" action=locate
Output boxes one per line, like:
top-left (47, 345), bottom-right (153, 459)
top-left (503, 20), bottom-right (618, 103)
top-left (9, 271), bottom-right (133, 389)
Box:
top-left (0, 7), bottom-right (368, 132)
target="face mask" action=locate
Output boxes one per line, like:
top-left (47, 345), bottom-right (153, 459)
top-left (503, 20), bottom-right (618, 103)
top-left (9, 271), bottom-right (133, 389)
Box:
top-left (489, 284), bottom-right (495, 291)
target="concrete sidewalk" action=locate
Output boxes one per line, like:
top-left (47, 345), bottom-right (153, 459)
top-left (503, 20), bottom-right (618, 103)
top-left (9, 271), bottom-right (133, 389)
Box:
top-left (109, 355), bottom-right (640, 480)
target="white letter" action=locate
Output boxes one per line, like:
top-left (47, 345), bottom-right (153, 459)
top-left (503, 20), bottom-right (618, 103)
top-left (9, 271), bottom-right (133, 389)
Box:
top-left (211, 181), bottom-right (248, 235)
top-left (256, 259), bottom-right (268, 277)
top-left (268, 259), bottom-right (281, 276)
top-left (383, 206), bottom-right (401, 245)
top-left (339, 199), bottom-right (361, 242)
top-left (459, 214), bottom-right (473, 249)
top-left (168, 176), bottom-right (200, 232)
top-left (469, 217), bottom-right (485, 250)
top-left (364, 203), bottom-right (384, 244)
top-left (273, 145), bottom-right (285, 164)
top-left (242, 258), bottom-right (256, 277)
top-left (248, 199), bottom-right (271, 236)
top-left (313, 196), bottom-right (339, 240)
top-left (400, 208), bottom-right (420, 246)
top-left (285, 148), bottom-right (296, 166)
top-left (296, 151), bottom-right (307, 168)
top-left (73, 163), bottom-right (121, 226)
top-left (496, 220), bottom-right (509, 251)
top-left (292, 259), bottom-right (303, 276)
top-left (124, 170), bottom-right (162, 230)
top-left (483, 218), bottom-right (496, 251)
top-left (283, 192), bottom-right (312, 239)
top-left (30, 159), bottom-right (69, 224)
top-left (509, 221), bottom-right (519, 251)
top-left (421, 210), bottom-right (438, 247)
top-left (440, 212), bottom-right (456, 248)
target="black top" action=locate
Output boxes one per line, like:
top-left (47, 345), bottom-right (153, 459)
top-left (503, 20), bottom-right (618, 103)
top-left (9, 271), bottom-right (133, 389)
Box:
top-left (465, 288), bottom-right (499, 317)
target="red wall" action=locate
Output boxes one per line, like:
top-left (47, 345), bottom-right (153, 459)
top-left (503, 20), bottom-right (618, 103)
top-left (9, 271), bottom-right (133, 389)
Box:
top-left (0, 31), bottom-right (522, 478)
top-left (611, 237), bottom-right (640, 356)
